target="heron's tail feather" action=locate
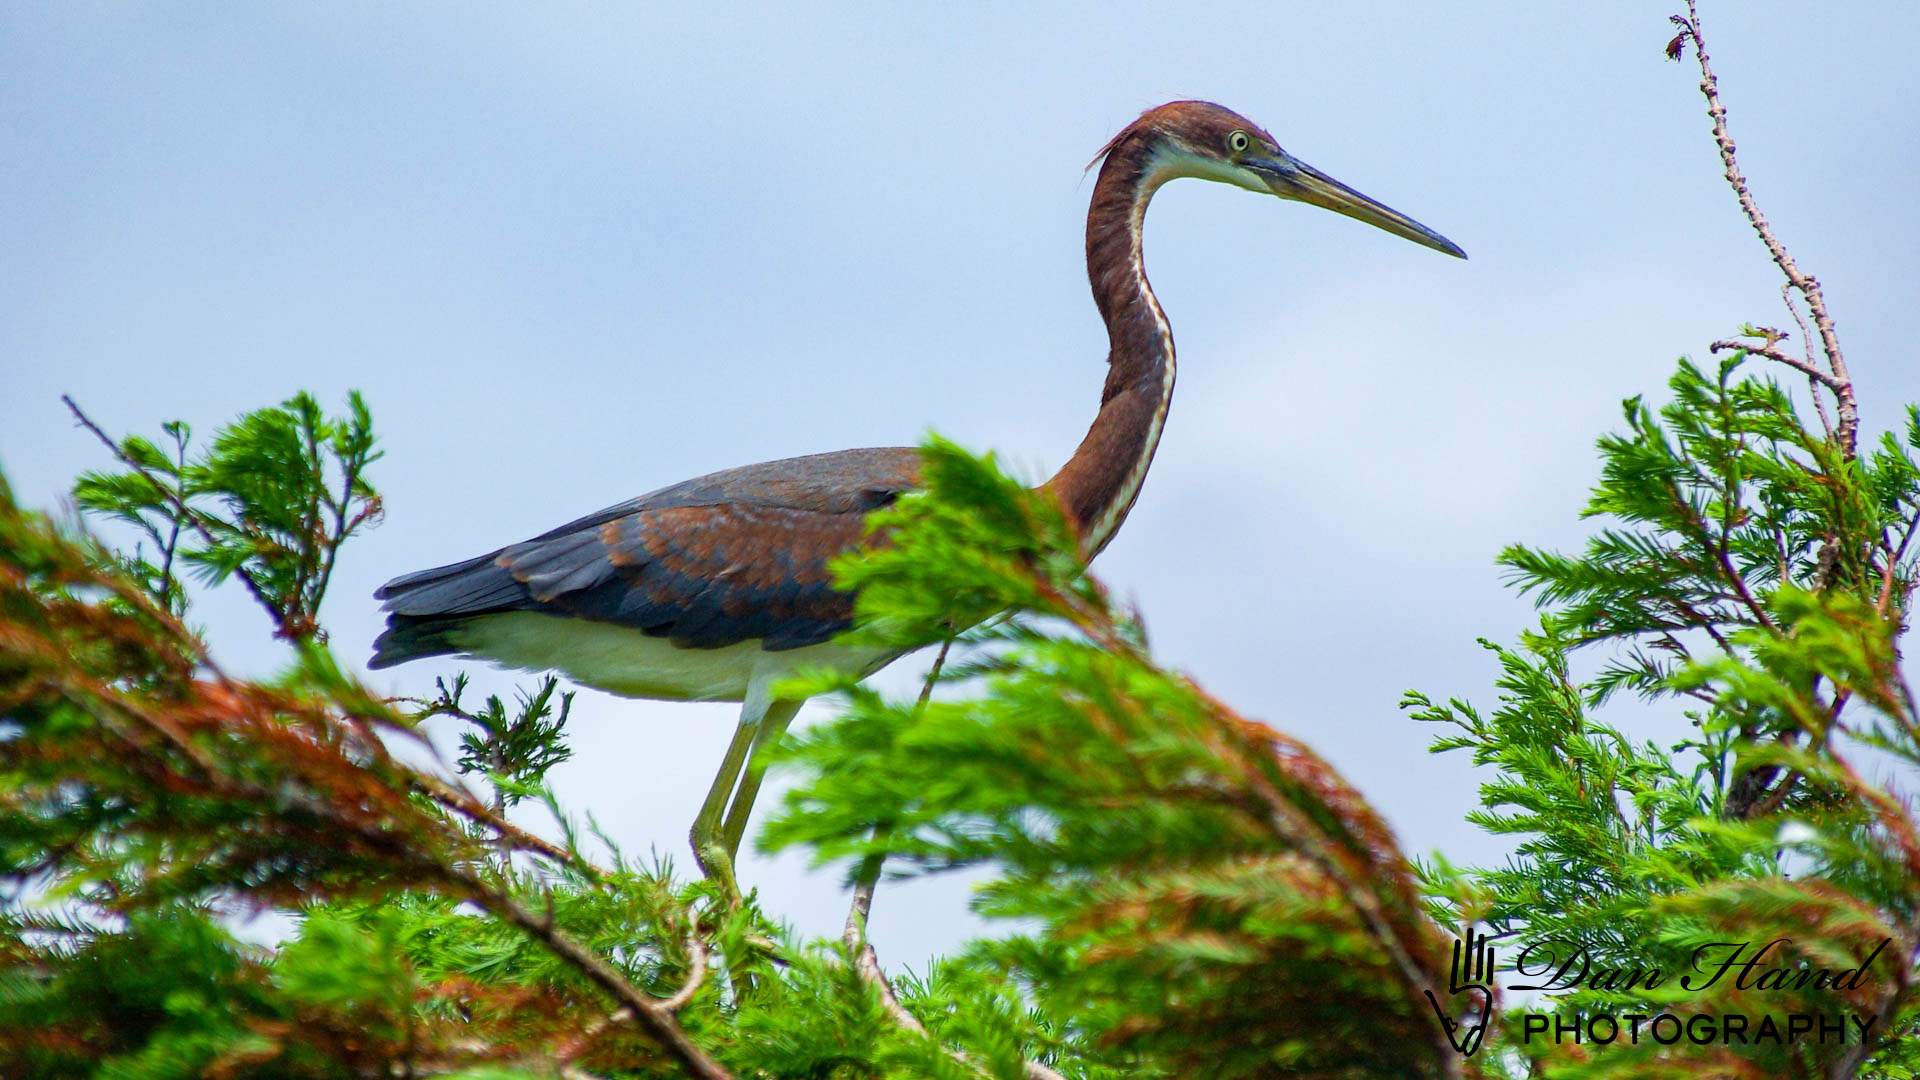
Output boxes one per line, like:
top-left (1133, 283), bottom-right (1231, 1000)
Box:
top-left (375, 550), bottom-right (530, 615)
top-left (371, 549), bottom-right (532, 669)
top-left (369, 617), bottom-right (467, 669)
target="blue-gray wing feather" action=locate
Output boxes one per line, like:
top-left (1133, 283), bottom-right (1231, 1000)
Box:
top-left (370, 447), bottom-right (919, 667)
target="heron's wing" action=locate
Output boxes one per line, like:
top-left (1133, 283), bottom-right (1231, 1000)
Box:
top-left (371, 447), bottom-right (920, 663)
top-left (545, 502), bottom-right (876, 648)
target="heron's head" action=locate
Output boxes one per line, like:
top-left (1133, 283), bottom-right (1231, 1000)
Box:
top-left (1097, 100), bottom-right (1465, 259)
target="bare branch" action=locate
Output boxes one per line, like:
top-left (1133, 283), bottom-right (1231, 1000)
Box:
top-left (660, 934), bottom-right (709, 1012)
top-left (550, 934), bottom-right (705, 1071)
top-left (1708, 338), bottom-right (1842, 390)
top-left (1673, 3), bottom-right (1856, 453)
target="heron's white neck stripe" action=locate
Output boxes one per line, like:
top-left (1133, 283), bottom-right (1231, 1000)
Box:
top-left (1085, 166), bottom-right (1179, 556)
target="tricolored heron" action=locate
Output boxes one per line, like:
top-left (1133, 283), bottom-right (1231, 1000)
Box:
top-left (371, 101), bottom-right (1464, 893)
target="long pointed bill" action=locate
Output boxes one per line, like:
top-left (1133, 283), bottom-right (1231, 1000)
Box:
top-left (1247, 154), bottom-right (1466, 259)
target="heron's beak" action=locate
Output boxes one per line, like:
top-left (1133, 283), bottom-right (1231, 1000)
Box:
top-left (1244, 153), bottom-right (1466, 259)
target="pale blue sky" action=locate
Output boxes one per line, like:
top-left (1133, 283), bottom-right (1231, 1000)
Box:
top-left (5, 4), bottom-right (1918, 962)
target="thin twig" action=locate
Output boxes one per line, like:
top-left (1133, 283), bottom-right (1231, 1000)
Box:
top-left (846, 935), bottom-right (1066, 1080)
top-left (1781, 283), bottom-right (1834, 439)
top-left (1708, 339), bottom-right (1842, 390)
top-left (411, 772), bottom-right (583, 872)
top-left (157, 425), bottom-right (188, 606)
top-left (1672, 480), bottom-right (1775, 631)
top-left (836, 637), bottom-right (1064, 1080)
top-left (844, 634), bottom-right (954, 936)
top-left (309, 452), bottom-right (360, 632)
top-left (660, 934), bottom-right (710, 1011)
top-left (295, 410), bottom-right (323, 628)
top-left (842, 634), bottom-right (947, 972)
top-left (1877, 503), bottom-right (1920, 616)
top-left (551, 935), bottom-right (706, 1067)
top-left (62, 395), bottom-right (296, 638)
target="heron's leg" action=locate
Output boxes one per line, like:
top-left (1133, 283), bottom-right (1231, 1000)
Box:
top-left (718, 697), bottom-right (804, 859)
top-left (689, 697), bottom-right (768, 897)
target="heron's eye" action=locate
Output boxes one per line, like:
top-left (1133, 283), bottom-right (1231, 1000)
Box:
top-left (1227, 130), bottom-right (1251, 154)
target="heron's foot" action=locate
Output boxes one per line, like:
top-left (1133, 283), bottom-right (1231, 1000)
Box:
top-left (691, 825), bottom-right (743, 908)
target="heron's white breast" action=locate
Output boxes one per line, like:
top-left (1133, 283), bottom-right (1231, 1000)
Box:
top-left (454, 611), bottom-right (899, 703)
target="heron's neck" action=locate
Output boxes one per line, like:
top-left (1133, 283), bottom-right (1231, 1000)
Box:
top-left (1048, 138), bottom-right (1178, 557)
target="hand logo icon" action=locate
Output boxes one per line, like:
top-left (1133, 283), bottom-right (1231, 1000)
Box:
top-left (1425, 926), bottom-right (1498, 1057)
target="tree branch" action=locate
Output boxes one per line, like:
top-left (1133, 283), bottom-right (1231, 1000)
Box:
top-left (1673, 3), bottom-right (1856, 453)
top-left (1708, 338), bottom-right (1841, 390)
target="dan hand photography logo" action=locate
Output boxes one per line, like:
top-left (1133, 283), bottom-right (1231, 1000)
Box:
top-left (1427, 927), bottom-right (1889, 1057)
top-left (1425, 925), bottom-right (1499, 1056)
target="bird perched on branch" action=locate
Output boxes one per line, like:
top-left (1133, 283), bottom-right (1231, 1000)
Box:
top-left (371, 100), bottom-right (1464, 895)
